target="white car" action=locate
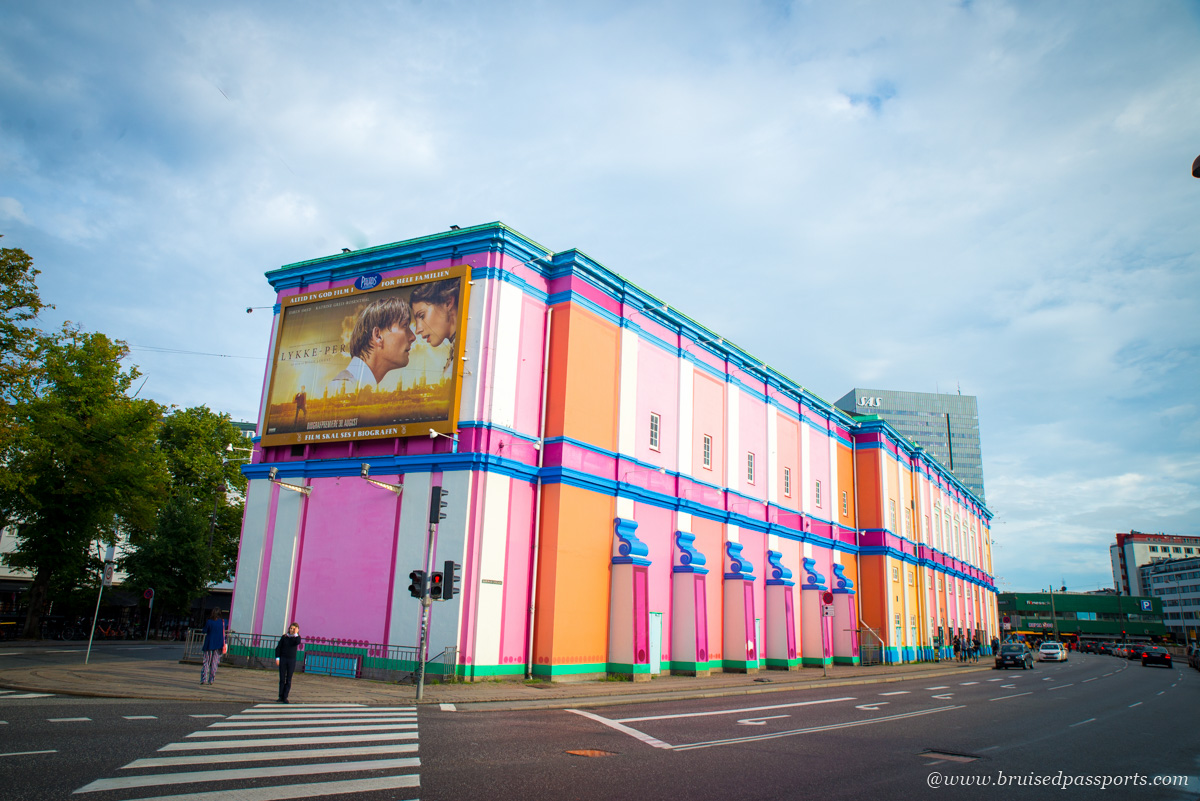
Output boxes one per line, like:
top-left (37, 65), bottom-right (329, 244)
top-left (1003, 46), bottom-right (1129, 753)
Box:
top-left (1038, 642), bottom-right (1068, 662)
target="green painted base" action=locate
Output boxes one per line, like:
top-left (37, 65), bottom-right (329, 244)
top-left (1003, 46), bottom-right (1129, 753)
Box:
top-left (801, 656), bottom-right (832, 667)
top-left (832, 656), bottom-right (861, 665)
top-left (763, 658), bottom-right (802, 670)
top-left (720, 659), bottom-right (761, 673)
top-left (669, 661), bottom-right (714, 676)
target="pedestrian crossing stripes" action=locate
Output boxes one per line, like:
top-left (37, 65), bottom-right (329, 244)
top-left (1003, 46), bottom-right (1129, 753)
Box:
top-left (72, 703), bottom-right (421, 800)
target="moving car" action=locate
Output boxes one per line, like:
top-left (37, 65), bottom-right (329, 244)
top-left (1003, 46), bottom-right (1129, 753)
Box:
top-left (1038, 642), bottom-right (1068, 662)
top-left (995, 642), bottom-right (1034, 670)
top-left (1186, 644), bottom-right (1200, 670)
top-left (1140, 646), bottom-right (1172, 668)
top-left (1097, 642), bottom-right (1116, 655)
top-left (1126, 645), bottom-right (1144, 660)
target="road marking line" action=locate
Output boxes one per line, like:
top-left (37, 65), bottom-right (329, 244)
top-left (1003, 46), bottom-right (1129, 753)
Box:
top-left (855, 703), bottom-right (889, 711)
top-left (440, 704), bottom-right (456, 711)
top-left (3, 693), bottom-right (53, 699)
top-left (250, 700), bottom-right (367, 705)
top-left (1157, 691), bottom-right (1165, 695)
top-left (1047, 684), bottom-right (1074, 691)
top-left (671, 706), bottom-right (966, 752)
top-left (189, 723), bottom-right (417, 737)
top-left (78, 774), bottom-right (420, 800)
top-left (989, 692), bottom-right (1032, 701)
top-left (878, 691), bottom-right (909, 696)
top-left (1103, 672), bottom-right (1113, 676)
top-left (959, 682), bottom-right (979, 685)
top-left (161, 732), bottom-right (419, 751)
top-left (737, 715), bottom-right (790, 725)
top-left (49, 717), bottom-right (90, 722)
top-left (1069, 718), bottom-right (1096, 727)
top-left (568, 709), bottom-right (672, 749)
top-left (987, 679), bottom-right (1003, 682)
top-left (123, 716), bottom-right (157, 720)
top-left (226, 713), bottom-right (417, 721)
top-left (125, 743), bottom-right (419, 769)
top-left (1000, 684), bottom-right (1016, 689)
top-left (74, 757), bottom-right (421, 793)
top-left (1, 750), bottom-right (57, 757)
top-left (211, 717), bottom-right (414, 728)
top-left (0, 690), bottom-right (11, 694)
top-left (238, 709), bottom-right (417, 714)
top-left (930, 694), bottom-right (954, 700)
top-left (924, 686), bottom-right (949, 690)
top-left (615, 696), bottom-right (854, 723)
top-left (189, 715), bottom-right (225, 718)
top-left (1129, 702), bottom-right (1142, 708)
top-left (1082, 678), bottom-right (1097, 682)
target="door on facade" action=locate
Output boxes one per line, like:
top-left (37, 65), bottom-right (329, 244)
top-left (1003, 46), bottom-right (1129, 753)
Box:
top-left (754, 617), bottom-right (762, 667)
top-left (649, 612), bottom-right (663, 675)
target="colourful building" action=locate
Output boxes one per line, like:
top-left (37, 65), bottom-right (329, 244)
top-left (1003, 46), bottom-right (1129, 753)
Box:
top-left (229, 222), bottom-right (997, 680)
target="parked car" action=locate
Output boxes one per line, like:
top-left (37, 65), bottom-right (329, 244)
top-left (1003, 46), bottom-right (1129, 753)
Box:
top-left (1038, 642), bottom-right (1068, 662)
top-left (1187, 644), bottom-right (1200, 670)
top-left (995, 643), bottom-right (1034, 670)
top-left (1140, 646), bottom-right (1173, 668)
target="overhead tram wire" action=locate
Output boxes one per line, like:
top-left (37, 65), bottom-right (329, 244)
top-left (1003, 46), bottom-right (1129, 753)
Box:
top-left (128, 345), bottom-right (265, 360)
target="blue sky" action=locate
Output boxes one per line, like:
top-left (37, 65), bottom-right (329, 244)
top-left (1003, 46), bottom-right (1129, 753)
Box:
top-left (2, 1), bottom-right (1198, 593)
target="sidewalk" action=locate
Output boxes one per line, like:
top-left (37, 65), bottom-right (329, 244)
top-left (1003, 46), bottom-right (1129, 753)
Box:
top-left (0, 655), bottom-right (994, 711)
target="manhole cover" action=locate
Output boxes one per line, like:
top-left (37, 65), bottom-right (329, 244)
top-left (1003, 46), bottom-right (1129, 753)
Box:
top-left (918, 749), bottom-right (981, 763)
top-left (566, 749), bottom-right (616, 758)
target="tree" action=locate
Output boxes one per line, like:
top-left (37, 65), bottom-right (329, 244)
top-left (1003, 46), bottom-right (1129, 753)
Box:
top-left (120, 407), bottom-right (248, 620)
top-left (0, 238), bottom-right (53, 458)
top-left (0, 324), bottom-right (167, 638)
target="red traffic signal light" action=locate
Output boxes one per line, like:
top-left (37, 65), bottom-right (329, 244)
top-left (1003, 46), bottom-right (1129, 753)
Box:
top-left (429, 572), bottom-right (445, 600)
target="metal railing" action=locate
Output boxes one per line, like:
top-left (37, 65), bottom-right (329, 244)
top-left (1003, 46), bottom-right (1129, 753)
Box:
top-left (183, 629), bottom-right (457, 683)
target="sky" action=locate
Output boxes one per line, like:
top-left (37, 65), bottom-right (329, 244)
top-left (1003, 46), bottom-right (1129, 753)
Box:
top-left (2, 1), bottom-right (1198, 594)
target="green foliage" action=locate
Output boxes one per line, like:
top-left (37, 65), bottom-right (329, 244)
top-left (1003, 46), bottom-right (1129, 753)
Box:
top-left (0, 239), bottom-right (52, 466)
top-left (120, 406), bottom-right (248, 615)
top-left (1, 323), bottom-right (167, 636)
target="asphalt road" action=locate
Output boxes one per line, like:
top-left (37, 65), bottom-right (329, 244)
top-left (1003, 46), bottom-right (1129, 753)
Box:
top-left (0, 641), bottom-right (186, 668)
top-left (420, 653), bottom-right (1197, 801)
top-left (2, 654), bottom-right (1194, 800)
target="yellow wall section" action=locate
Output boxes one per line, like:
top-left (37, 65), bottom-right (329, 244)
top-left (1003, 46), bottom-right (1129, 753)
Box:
top-left (858, 555), bottom-right (888, 643)
top-left (533, 484), bottom-right (614, 668)
top-left (545, 304), bottom-right (619, 451)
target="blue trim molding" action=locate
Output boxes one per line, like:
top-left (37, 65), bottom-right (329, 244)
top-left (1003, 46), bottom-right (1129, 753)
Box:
top-left (612, 518), bottom-right (651, 566)
top-left (673, 531), bottom-right (709, 575)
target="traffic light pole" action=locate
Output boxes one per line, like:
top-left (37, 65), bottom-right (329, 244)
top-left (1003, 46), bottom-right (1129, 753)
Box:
top-left (415, 517), bottom-right (436, 701)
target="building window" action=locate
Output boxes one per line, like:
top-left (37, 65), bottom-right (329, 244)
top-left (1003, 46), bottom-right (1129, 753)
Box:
top-left (815, 480), bottom-right (822, 506)
top-left (907, 570), bottom-right (914, 586)
top-left (783, 467), bottom-right (792, 498)
top-left (702, 435), bottom-right (712, 470)
top-left (747, 452), bottom-right (755, 484)
top-left (1149, 546), bottom-right (1159, 552)
top-left (842, 491), bottom-right (848, 517)
top-left (889, 500), bottom-right (897, 531)
top-left (937, 577), bottom-right (943, 591)
top-left (892, 566), bottom-right (899, 582)
top-left (926, 575), bottom-right (933, 589)
top-left (904, 508), bottom-right (912, 538)
top-left (649, 412), bottom-right (660, 451)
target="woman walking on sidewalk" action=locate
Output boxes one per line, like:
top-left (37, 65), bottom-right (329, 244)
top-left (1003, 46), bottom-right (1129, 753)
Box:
top-left (274, 623), bottom-right (302, 703)
top-left (200, 609), bottom-right (226, 686)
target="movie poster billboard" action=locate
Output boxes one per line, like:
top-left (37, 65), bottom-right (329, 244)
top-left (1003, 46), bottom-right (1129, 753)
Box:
top-left (260, 265), bottom-right (470, 447)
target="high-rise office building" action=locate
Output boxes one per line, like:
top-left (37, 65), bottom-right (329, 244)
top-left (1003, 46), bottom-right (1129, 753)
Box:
top-left (1111, 530), bottom-right (1200, 596)
top-left (834, 388), bottom-right (986, 502)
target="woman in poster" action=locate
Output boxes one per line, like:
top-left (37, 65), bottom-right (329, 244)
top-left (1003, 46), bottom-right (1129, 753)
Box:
top-left (410, 278), bottom-right (460, 375)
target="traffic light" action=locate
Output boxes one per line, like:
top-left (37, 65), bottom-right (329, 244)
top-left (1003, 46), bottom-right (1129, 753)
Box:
top-left (429, 571), bottom-right (445, 600)
top-left (408, 570), bottom-right (426, 599)
top-left (429, 486), bottom-right (448, 524)
top-left (443, 560), bottom-right (461, 601)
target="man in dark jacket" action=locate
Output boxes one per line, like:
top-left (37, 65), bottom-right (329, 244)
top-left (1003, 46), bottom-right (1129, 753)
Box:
top-left (274, 623), bottom-right (302, 703)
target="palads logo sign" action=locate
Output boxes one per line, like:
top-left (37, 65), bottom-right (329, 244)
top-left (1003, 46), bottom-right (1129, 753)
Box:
top-left (261, 264), bottom-right (471, 447)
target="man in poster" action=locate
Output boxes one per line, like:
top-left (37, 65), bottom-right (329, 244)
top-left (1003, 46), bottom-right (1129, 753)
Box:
top-left (330, 295), bottom-right (417, 393)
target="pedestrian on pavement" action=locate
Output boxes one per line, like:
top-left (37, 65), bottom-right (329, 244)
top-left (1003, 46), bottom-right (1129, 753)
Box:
top-left (972, 635), bottom-right (981, 662)
top-left (991, 636), bottom-right (1000, 655)
top-left (200, 609), bottom-right (227, 686)
top-left (952, 636), bottom-right (961, 662)
top-left (275, 622), bottom-right (302, 703)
